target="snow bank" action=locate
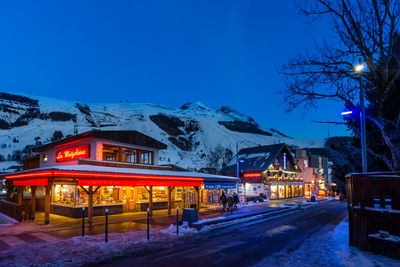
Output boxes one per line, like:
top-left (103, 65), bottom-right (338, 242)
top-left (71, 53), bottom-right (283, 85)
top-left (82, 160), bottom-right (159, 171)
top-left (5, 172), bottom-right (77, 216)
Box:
top-left (254, 218), bottom-right (400, 267)
top-left (0, 223), bottom-right (207, 267)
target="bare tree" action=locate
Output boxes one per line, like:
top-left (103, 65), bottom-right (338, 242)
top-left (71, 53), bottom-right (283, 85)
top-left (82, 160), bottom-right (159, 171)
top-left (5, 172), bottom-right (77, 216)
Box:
top-left (280, 0), bottom-right (400, 170)
top-left (207, 145), bottom-right (233, 170)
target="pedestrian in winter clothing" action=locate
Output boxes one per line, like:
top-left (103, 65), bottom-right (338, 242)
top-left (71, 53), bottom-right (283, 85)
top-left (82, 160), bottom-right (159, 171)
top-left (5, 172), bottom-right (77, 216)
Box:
top-left (233, 192), bottom-right (239, 211)
top-left (219, 192), bottom-right (227, 212)
top-left (227, 194), bottom-right (234, 214)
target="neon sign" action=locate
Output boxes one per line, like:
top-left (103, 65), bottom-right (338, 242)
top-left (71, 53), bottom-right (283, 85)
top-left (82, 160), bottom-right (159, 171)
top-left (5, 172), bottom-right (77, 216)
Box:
top-left (243, 172), bottom-right (261, 178)
top-left (56, 145), bottom-right (90, 162)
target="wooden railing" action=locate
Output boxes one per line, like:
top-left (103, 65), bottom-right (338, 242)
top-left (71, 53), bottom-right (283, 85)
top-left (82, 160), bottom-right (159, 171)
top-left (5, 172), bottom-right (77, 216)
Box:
top-left (0, 200), bottom-right (32, 222)
top-left (346, 172), bottom-right (400, 258)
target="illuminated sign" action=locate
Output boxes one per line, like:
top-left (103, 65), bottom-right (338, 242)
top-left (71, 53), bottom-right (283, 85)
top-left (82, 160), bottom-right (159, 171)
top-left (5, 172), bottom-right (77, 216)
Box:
top-left (243, 172), bottom-right (262, 178)
top-left (56, 145), bottom-right (90, 162)
top-left (283, 153), bottom-right (287, 170)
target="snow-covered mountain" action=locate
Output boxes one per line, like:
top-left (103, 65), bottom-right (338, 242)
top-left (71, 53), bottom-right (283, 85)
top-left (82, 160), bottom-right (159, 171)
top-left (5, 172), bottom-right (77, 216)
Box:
top-left (0, 92), bottom-right (325, 171)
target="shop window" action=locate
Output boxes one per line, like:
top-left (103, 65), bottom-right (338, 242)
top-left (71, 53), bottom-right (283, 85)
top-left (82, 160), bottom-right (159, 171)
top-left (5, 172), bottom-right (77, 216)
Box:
top-left (53, 185), bottom-right (75, 205)
top-left (270, 185), bottom-right (278, 199)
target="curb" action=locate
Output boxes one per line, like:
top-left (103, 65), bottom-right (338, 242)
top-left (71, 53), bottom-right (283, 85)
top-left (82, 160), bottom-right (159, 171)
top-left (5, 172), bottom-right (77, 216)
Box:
top-left (192, 205), bottom-right (297, 229)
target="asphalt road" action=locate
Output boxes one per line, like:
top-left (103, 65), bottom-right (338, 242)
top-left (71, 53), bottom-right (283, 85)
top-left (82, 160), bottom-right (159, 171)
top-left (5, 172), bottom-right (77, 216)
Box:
top-left (101, 200), bottom-right (347, 267)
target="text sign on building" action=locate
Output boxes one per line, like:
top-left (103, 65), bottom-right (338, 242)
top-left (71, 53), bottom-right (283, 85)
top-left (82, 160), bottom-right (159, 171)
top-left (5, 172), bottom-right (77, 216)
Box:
top-left (56, 145), bottom-right (90, 162)
top-left (243, 172), bottom-right (262, 178)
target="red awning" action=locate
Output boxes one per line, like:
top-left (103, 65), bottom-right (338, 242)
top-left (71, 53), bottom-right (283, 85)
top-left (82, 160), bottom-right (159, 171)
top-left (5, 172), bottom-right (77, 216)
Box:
top-left (13, 178), bottom-right (48, 186)
top-left (5, 169), bottom-right (204, 187)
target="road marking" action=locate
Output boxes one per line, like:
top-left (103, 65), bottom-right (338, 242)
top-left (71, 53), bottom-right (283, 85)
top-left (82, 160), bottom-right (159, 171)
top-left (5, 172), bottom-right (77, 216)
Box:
top-left (1, 236), bottom-right (26, 247)
top-left (265, 225), bottom-right (296, 237)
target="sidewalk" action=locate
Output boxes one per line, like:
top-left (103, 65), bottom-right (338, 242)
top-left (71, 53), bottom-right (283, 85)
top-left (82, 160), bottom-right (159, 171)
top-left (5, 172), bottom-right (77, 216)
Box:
top-left (0, 197), bottom-right (311, 251)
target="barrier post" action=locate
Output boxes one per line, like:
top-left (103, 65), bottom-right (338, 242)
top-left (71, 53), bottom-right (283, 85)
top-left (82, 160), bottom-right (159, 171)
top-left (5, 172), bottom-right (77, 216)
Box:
top-left (105, 208), bottom-right (108, 242)
top-left (82, 207), bottom-right (85, 237)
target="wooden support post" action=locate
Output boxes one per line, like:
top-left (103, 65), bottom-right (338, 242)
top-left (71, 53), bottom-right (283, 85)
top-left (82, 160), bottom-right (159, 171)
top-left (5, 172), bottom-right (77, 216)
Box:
top-left (195, 187), bottom-right (200, 210)
top-left (167, 186), bottom-right (175, 216)
top-left (31, 186), bottom-right (37, 221)
top-left (88, 186), bottom-right (93, 226)
top-left (6, 181), bottom-right (12, 201)
top-left (17, 186), bottom-right (23, 205)
top-left (44, 182), bottom-right (52, 225)
top-left (149, 186), bottom-right (153, 217)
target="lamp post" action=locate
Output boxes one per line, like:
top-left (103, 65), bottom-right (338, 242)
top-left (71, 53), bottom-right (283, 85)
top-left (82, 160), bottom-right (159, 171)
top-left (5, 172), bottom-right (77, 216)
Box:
top-left (355, 59), bottom-right (368, 173)
top-left (342, 58), bottom-right (368, 173)
top-left (236, 142), bottom-right (245, 204)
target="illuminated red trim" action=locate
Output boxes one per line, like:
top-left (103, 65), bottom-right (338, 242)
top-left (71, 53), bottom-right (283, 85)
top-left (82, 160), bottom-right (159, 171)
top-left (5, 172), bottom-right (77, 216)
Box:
top-left (243, 172), bottom-right (262, 178)
top-left (56, 145), bottom-right (90, 162)
top-left (13, 178), bottom-right (48, 186)
top-left (5, 171), bottom-right (53, 179)
top-left (53, 137), bottom-right (93, 148)
top-left (78, 179), bottom-right (201, 187)
top-left (6, 170), bottom-right (204, 182)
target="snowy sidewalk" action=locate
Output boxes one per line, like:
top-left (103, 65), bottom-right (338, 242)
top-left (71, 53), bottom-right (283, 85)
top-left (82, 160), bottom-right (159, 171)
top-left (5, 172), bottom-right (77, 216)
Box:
top-left (254, 217), bottom-right (400, 267)
top-left (0, 198), bottom-right (310, 254)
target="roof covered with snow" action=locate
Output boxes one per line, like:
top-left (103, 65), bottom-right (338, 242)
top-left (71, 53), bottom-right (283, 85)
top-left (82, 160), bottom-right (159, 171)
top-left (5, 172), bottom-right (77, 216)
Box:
top-left (220, 143), bottom-right (293, 173)
top-left (5, 164), bottom-right (239, 182)
top-left (33, 130), bottom-right (168, 152)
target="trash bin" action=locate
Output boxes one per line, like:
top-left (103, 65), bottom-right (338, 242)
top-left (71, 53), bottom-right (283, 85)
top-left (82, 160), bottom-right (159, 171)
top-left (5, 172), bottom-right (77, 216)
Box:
top-left (311, 196), bottom-right (316, 202)
top-left (182, 208), bottom-right (198, 227)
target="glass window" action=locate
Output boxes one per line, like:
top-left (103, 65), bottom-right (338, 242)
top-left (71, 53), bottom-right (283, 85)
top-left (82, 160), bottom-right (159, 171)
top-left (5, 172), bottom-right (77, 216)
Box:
top-left (140, 151), bottom-right (153, 165)
top-left (102, 145), bottom-right (119, 161)
top-left (124, 148), bottom-right (137, 163)
top-left (53, 185), bottom-right (75, 205)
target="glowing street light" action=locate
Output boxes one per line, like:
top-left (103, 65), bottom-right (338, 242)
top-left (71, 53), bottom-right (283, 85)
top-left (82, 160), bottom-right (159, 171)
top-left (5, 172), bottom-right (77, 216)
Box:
top-left (341, 110), bottom-right (353, 115)
top-left (354, 62), bottom-right (364, 73)
top-left (342, 58), bottom-right (367, 172)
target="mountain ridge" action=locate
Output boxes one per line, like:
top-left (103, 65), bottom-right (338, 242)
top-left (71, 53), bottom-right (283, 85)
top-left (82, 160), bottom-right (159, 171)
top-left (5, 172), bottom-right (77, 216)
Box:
top-left (0, 92), bottom-right (325, 171)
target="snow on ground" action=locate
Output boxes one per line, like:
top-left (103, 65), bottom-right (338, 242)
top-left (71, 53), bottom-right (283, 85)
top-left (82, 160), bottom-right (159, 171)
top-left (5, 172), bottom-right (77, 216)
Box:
top-left (254, 218), bottom-right (400, 267)
top-left (0, 222), bottom-right (208, 267)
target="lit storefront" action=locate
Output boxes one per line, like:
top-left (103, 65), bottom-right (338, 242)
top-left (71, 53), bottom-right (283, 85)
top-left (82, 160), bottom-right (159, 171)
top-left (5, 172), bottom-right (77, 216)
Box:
top-left (220, 143), bottom-right (304, 201)
top-left (3, 130), bottom-right (238, 224)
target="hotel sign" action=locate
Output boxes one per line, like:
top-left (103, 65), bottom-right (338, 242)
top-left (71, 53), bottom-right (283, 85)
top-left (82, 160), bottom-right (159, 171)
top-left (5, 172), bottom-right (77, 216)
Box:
top-left (56, 145), bottom-right (90, 162)
top-left (243, 172), bottom-right (262, 178)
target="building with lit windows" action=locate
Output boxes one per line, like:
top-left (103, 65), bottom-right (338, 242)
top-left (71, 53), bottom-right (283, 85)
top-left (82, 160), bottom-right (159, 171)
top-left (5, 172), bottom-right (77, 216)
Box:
top-left (295, 149), bottom-right (330, 198)
top-left (220, 143), bottom-right (304, 202)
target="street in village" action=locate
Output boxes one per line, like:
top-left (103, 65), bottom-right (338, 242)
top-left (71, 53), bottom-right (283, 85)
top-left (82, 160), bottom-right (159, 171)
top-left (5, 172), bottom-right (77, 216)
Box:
top-left (2, 198), bottom-right (396, 267)
top-left (101, 199), bottom-right (347, 267)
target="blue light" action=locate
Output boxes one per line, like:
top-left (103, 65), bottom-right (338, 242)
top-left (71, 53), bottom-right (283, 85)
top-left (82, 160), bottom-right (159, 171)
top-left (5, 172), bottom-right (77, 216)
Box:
top-left (341, 110), bottom-right (353, 115)
top-left (239, 159), bottom-right (245, 163)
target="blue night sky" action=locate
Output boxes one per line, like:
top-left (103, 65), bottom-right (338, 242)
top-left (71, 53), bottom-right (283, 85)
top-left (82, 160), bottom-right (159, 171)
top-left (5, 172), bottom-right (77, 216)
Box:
top-left (0, 1), bottom-right (348, 139)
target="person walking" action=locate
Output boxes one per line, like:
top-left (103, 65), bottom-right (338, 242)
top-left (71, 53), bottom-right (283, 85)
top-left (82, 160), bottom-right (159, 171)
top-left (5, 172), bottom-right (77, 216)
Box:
top-left (233, 192), bottom-right (239, 211)
top-left (227, 194), bottom-right (234, 214)
top-left (219, 191), bottom-right (227, 212)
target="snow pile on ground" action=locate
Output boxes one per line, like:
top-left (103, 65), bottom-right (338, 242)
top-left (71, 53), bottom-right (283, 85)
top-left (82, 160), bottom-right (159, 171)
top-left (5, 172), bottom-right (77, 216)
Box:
top-left (0, 223), bottom-right (207, 267)
top-left (254, 218), bottom-right (400, 267)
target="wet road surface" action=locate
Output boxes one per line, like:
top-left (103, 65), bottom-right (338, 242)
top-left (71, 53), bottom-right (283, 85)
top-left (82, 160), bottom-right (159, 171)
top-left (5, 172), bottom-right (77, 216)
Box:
top-left (101, 200), bottom-right (347, 267)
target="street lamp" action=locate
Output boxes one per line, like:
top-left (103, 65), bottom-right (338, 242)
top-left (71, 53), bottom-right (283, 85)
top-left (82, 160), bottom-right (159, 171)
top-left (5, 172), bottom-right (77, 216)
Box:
top-left (355, 59), bottom-right (368, 173)
top-left (342, 58), bottom-right (368, 173)
top-left (236, 142), bottom-right (246, 204)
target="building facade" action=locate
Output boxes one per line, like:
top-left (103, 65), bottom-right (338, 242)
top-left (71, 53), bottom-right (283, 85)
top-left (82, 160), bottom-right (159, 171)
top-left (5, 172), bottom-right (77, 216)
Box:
top-left (295, 149), bottom-right (331, 198)
top-left (220, 143), bottom-right (304, 201)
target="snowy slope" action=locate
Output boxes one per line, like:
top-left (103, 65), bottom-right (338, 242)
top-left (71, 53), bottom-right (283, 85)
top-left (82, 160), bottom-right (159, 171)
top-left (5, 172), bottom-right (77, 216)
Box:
top-left (0, 92), bottom-right (325, 171)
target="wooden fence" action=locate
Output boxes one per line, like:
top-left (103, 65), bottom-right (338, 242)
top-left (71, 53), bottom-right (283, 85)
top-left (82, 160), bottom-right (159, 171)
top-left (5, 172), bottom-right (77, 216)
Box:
top-left (346, 172), bottom-right (400, 258)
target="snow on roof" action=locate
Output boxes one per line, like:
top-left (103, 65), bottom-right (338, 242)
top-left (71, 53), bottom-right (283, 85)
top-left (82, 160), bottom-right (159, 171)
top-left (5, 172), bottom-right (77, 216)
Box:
top-left (6, 164), bottom-right (239, 182)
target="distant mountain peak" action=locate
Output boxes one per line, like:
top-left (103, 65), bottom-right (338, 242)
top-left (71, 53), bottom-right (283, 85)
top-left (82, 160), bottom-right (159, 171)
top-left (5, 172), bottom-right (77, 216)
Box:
top-left (179, 102), bottom-right (210, 111)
